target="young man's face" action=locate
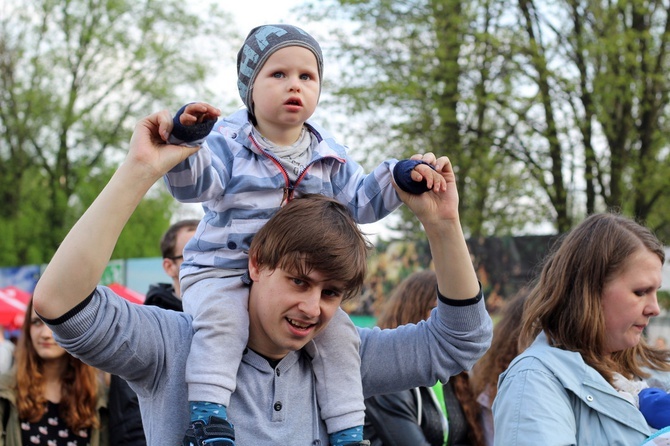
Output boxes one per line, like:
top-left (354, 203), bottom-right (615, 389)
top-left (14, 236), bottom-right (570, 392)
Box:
top-left (251, 46), bottom-right (320, 141)
top-left (247, 259), bottom-right (345, 359)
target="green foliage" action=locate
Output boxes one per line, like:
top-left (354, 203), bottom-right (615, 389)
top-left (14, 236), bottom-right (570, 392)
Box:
top-left (658, 290), bottom-right (670, 312)
top-left (303, 0), bottom-right (670, 236)
top-left (487, 0), bottom-right (670, 232)
top-left (0, 165), bottom-right (56, 266)
top-left (304, 0), bottom-right (552, 239)
top-left (73, 164), bottom-right (175, 260)
top-left (0, 0), bottom-right (235, 266)
top-left (114, 190), bottom-right (175, 260)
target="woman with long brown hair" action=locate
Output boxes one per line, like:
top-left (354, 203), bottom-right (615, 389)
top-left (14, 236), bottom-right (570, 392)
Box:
top-left (493, 213), bottom-right (670, 445)
top-left (0, 299), bottom-right (108, 445)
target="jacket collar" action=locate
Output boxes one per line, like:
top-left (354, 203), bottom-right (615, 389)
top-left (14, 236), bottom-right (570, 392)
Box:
top-left (505, 332), bottom-right (650, 436)
top-left (221, 109), bottom-right (348, 161)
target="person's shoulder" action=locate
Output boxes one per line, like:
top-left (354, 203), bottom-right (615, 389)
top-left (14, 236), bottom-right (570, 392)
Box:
top-left (145, 283), bottom-right (183, 312)
top-left (305, 121), bottom-right (349, 159)
top-left (146, 282), bottom-right (172, 295)
top-left (503, 336), bottom-right (593, 392)
top-left (219, 109), bottom-right (252, 132)
top-left (204, 109), bottom-right (255, 153)
top-left (0, 372), bottom-right (16, 400)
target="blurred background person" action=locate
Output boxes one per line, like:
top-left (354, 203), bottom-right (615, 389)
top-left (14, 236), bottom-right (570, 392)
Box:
top-left (364, 270), bottom-right (484, 446)
top-left (0, 299), bottom-right (108, 445)
top-left (107, 219), bottom-right (197, 445)
top-left (143, 218), bottom-right (198, 310)
top-left (469, 289), bottom-right (527, 446)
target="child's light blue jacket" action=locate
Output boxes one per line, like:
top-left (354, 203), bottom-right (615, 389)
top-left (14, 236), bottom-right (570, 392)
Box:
top-left (164, 109), bottom-right (402, 272)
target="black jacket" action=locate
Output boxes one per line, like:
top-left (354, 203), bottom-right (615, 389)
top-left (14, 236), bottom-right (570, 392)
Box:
top-left (108, 375), bottom-right (146, 446)
top-left (144, 283), bottom-right (183, 311)
top-left (364, 382), bottom-right (471, 446)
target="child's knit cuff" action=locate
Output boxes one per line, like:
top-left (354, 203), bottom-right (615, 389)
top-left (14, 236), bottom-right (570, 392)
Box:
top-left (393, 159), bottom-right (434, 194)
top-left (168, 103), bottom-right (216, 147)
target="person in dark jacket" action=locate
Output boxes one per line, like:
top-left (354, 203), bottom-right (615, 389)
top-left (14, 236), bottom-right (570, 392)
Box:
top-left (107, 219), bottom-right (197, 445)
top-left (364, 270), bottom-right (484, 446)
top-left (143, 219), bottom-right (198, 311)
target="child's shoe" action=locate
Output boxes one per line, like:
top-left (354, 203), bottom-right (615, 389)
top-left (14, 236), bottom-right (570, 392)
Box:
top-left (182, 416), bottom-right (235, 446)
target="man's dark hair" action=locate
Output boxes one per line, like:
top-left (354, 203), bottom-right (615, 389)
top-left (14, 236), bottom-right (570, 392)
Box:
top-left (249, 194), bottom-right (371, 301)
top-left (160, 219), bottom-right (199, 258)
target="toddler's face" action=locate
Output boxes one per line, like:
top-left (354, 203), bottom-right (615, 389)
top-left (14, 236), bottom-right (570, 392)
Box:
top-left (251, 46), bottom-right (320, 138)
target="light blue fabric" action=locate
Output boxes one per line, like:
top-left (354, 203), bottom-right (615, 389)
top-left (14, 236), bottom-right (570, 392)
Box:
top-left (493, 332), bottom-right (656, 446)
top-left (46, 285), bottom-right (492, 446)
top-left (164, 109), bottom-right (402, 273)
top-left (642, 425), bottom-right (670, 445)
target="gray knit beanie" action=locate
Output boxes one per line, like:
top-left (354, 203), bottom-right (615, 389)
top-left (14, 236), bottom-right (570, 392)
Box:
top-left (236, 24), bottom-right (324, 113)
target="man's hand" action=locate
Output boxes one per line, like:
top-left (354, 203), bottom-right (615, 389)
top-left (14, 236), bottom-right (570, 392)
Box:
top-left (129, 110), bottom-right (202, 180)
top-left (398, 153), bottom-right (479, 301)
top-left (398, 153), bottom-right (458, 225)
top-left (34, 110), bottom-right (198, 319)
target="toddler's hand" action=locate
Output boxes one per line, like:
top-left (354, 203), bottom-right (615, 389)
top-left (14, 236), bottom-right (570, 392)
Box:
top-left (410, 152), bottom-right (449, 192)
top-left (180, 102), bottom-right (221, 126)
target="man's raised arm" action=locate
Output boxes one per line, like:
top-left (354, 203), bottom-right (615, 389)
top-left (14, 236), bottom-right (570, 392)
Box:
top-left (395, 153), bottom-right (479, 301)
top-left (33, 111), bottom-right (199, 319)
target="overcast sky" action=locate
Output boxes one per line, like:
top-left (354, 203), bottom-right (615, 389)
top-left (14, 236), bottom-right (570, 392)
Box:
top-left (225, 1), bottom-right (307, 32)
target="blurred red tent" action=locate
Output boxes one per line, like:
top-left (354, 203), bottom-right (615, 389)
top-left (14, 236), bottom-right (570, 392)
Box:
top-left (107, 283), bottom-right (145, 305)
top-left (0, 286), bottom-right (32, 331)
top-left (0, 286), bottom-right (30, 303)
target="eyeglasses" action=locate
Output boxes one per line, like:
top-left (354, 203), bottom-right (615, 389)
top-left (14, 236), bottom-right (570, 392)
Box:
top-left (167, 255), bottom-right (183, 261)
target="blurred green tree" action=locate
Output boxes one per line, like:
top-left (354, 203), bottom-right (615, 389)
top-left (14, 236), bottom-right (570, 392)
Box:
top-left (0, 0), bottom-right (235, 265)
top-left (304, 0), bottom-right (670, 239)
top-left (305, 0), bottom-right (550, 241)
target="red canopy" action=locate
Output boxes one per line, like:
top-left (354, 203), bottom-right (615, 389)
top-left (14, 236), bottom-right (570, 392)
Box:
top-left (0, 286), bottom-right (31, 330)
top-left (107, 283), bottom-right (145, 305)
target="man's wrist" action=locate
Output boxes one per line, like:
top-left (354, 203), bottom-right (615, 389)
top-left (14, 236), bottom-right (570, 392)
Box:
top-left (423, 217), bottom-right (462, 239)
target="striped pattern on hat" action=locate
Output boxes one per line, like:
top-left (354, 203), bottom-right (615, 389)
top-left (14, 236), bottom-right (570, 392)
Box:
top-left (236, 24), bottom-right (323, 113)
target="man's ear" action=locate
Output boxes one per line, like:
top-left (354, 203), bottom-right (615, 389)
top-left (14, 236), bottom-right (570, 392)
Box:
top-left (163, 258), bottom-right (178, 279)
top-left (248, 255), bottom-right (261, 281)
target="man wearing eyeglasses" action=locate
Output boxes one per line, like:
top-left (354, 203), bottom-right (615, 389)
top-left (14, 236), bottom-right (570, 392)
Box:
top-left (144, 219), bottom-right (199, 310)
